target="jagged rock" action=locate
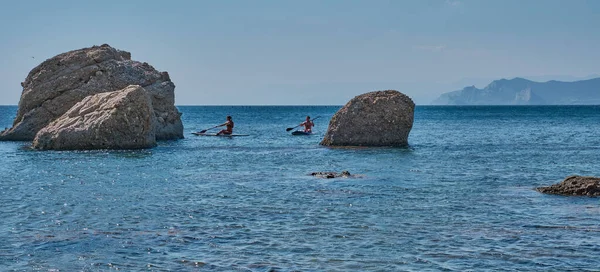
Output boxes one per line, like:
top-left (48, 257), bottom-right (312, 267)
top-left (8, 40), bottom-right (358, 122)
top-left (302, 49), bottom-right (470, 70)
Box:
top-left (0, 44), bottom-right (183, 141)
top-left (310, 171), bottom-right (354, 179)
top-left (33, 85), bottom-right (156, 150)
top-left (537, 176), bottom-right (600, 197)
top-left (320, 90), bottom-right (414, 147)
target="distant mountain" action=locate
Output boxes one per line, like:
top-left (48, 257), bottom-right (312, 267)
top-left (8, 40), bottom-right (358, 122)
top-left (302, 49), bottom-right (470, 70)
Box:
top-left (431, 77), bottom-right (600, 105)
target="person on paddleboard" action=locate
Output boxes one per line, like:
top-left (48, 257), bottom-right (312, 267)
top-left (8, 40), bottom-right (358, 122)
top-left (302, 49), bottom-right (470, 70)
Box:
top-left (216, 116), bottom-right (234, 135)
top-left (300, 116), bottom-right (314, 133)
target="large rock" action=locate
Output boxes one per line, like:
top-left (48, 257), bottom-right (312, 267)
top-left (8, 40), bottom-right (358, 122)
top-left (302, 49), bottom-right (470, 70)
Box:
top-left (0, 44), bottom-right (183, 141)
top-left (33, 85), bottom-right (156, 150)
top-left (320, 90), bottom-right (414, 147)
top-left (537, 176), bottom-right (600, 197)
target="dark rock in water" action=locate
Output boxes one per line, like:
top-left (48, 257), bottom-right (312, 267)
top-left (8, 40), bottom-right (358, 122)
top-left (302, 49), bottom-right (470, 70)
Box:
top-left (0, 44), bottom-right (183, 142)
top-left (310, 171), bottom-right (353, 179)
top-left (537, 176), bottom-right (600, 197)
top-left (320, 90), bottom-right (414, 147)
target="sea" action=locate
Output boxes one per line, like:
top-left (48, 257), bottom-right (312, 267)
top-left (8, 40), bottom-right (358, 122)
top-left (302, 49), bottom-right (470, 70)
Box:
top-left (0, 105), bottom-right (599, 271)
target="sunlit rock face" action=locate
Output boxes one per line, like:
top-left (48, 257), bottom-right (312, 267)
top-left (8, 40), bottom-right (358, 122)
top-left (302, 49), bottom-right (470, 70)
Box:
top-left (321, 90), bottom-right (414, 147)
top-left (33, 85), bottom-right (157, 150)
top-left (0, 44), bottom-right (183, 142)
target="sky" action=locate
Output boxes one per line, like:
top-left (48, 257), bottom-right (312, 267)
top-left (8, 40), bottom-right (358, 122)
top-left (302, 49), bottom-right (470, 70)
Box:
top-left (0, 0), bottom-right (599, 105)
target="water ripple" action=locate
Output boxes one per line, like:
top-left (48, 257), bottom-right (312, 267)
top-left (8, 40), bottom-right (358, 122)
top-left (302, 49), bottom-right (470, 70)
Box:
top-left (1, 106), bottom-right (600, 271)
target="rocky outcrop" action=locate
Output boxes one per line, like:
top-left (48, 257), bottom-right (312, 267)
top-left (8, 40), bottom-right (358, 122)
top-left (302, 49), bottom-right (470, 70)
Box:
top-left (320, 90), bottom-right (414, 147)
top-left (0, 44), bottom-right (183, 141)
top-left (537, 176), bottom-right (600, 197)
top-left (33, 85), bottom-right (156, 150)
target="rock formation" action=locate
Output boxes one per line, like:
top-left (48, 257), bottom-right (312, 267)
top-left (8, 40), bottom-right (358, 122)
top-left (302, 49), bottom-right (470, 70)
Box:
top-left (33, 85), bottom-right (156, 150)
top-left (0, 44), bottom-right (183, 142)
top-left (320, 90), bottom-right (414, 147)
top-left (537, 176), bottom-right (600, 197)
top-left (310, 171), bottom-right (356, 179)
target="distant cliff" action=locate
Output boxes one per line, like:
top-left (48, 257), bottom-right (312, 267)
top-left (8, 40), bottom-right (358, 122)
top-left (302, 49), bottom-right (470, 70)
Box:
top-left (431, 77), bottom-right (600, 105)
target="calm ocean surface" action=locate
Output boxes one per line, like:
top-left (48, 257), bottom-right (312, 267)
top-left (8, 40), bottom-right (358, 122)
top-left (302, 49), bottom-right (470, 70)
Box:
top-left (1, 105), bottom-right (599, 271)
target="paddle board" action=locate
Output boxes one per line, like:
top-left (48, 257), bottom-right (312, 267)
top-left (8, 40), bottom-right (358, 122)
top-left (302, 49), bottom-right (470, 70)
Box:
top-left (192, 132), bottom-right (249, 136)
top-left (291, 131), bottom-right (312, 135)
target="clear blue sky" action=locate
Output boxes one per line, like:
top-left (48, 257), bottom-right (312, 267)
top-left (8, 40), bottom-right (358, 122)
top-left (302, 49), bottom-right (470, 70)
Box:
top-left (0, 0), bottom-right (598, 105)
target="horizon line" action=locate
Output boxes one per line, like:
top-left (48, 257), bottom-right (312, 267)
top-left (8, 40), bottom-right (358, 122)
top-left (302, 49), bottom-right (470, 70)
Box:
top-left (2, 104), bottom-right (600, 107)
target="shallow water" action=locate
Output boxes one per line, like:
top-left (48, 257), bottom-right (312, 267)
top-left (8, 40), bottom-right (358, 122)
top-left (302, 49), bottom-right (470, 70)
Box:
top-left (1, 105), bottom-right (599, 271)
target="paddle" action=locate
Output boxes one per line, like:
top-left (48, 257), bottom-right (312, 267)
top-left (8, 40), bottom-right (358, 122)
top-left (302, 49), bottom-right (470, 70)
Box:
top-left (198, 125), bottom-right (220, 134)
top-left (286, 116), bottom-right (321, 131)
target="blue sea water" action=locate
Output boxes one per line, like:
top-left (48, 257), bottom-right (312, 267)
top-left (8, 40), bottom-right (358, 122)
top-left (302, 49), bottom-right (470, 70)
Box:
top-left (1, 105), bottom-right (599, 271)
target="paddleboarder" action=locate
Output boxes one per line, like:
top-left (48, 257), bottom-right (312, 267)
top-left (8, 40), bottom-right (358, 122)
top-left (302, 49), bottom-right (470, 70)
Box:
top-left (300, 116), bottom-right (314, 133)
top-left (216, 116), bottom-right (234, 135)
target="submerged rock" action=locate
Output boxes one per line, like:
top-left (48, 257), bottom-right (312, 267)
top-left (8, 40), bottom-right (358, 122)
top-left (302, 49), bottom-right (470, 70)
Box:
top-left (320, 90), bottom-right (414, 147)
top-left (537, 176), bottom-right (600, 197)
top-left (0, 44), bottom-right (183, 142)
top-left (33, 85), bottom-right (156, 150)
top-left (310, 171), bottom-right (354, 179)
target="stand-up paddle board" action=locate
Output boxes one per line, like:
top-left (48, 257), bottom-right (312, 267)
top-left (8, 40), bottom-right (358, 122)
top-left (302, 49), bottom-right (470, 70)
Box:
top-left (291, 131), bottom-right (312, 135)
top-left (192, 132), bottom-right (249, 136)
